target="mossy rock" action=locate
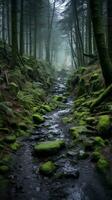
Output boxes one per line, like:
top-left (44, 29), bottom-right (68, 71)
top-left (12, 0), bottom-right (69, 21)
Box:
top-left (18, 122), bottom-right (28, 131)
top-left (39, 161), bottom-right (56, 176)
top-left (0, 166), bottom-right (9, 174)
top-left (34, 140), bottom-right (65, 156)
top-left (41, 105), bottom-right (51, 112)
top-left (97, 115), bottom-right (111, 134)
top-left (4, 135), bottom-right (16, 144)
top-left (85, 117), bottom-right (96, 125)
top-left (90, 73), bottom-right (99, 81)
top-left (91, 151), bottom-right (101, 162)
top-left (62, 117), bottom-right (72, 124)
top-left (33, 114), bottom-right (45, 124)
top-left (0, 175), bottom-right (9, 191)
top-left (10, 142), bottom-right (21, 151)
top-left (78, 150), bottom-right (89, 159)
top-left (93, 136), bottom-right (105, 147)
top-left (0, 128), bottom-right (10, 134)
top-left (96, 158), bottom-right (109, 173)
top-left (70, 126), bottom-right (87, 139)
top-left (53, 95), bottom-right (63, 102)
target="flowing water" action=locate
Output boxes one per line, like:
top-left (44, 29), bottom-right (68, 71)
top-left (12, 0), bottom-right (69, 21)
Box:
top-left (5, 78), bottom-right (112, 200)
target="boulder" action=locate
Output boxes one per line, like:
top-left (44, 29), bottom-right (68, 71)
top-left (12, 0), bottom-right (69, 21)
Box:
top-left (97, 115), bottom-right (111, 134)
top-left (33, 114), bottom-right (45, 124)
top-left (34, 140), bottom-right (65, 156)
top-left (39, 161), bottom-right (56, 176)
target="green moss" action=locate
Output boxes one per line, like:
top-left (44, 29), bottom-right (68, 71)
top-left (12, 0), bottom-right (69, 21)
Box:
top-left (85, 117), bottom-right (96, 125)
top-left (4, 135), bottom-right (16, 143)
top-left (97, 115), bottom-right (111, 133)
top-left (33, 114), bottom-right (45, 124)
top-left (91, 151), bottom-right (101, 162)
top-left (62, 117), bottom-right (72, 124)
top-left (96, 158), bottom-right (109, 173)
top-left (39, 161), bottom-right (56, 175)
top-left (34, 140), bottom-right (65, 155)
top-left (18, 122), bottom-right (28, 131)
top-left (53, 95), bottom-right (63, 102)
top-left (93, 136), bottom-right (105, 147)
top-left (10, 142), bottom-right (21, 151)
top-left (41, 104), bottom-right (51, 112)
top-left (70, 126), bottom-right (87, 139)
top-left (0, 166), bottom-right (9, 174)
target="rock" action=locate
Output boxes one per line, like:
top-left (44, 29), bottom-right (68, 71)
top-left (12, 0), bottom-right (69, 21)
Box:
top-left (84, 138), bottom-right (94, 151)
top-left (93, 136), bottom-right (105, 147)
top-left (56, 166), bottom-right (79, 179)
top-left (85, 117), bottom-right (96, 125)
top-left (33, 114), bottom-right (45, 124)
top-left (4, 135), bottom-right (16, 143)
top-left (96, 158), bottom-right (109, 173)
top-left (78, 150), bottom-right (89, 159)
top-left (19, 122), bottom-right (28, 131)
top-left (97, 115), bottom-right (111, 134)
top-left (10, 142), bottom-right (21, 151)
top-left (39, 161), bottom-right (56, 176)
top-left (41, 105), bottom-right (51, 112)
top-left (91, 151), bottom-right (101, 162)
top-left (0, 166), bottom-right (9, 174)
top-left (53, 95), bottom-right (63, 102)
top-left (34, 140), bottom-right (65, 156)
top-left (70, 126), bottom-right (87, 139)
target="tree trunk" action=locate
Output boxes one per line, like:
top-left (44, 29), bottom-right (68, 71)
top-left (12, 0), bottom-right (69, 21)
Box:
top-left (90, 0), bottom-right (112, 86)
top-left (107, 0), bottom-right (112, 62)
top-left (20, 0), bottom-right (24, 56)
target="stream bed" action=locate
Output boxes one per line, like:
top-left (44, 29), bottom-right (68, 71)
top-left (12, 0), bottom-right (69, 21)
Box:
top-left (6, 78), bottom-right (112, 200)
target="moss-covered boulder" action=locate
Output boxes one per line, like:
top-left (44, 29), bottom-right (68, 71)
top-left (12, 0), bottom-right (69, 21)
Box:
top-left (53, 95), bottom-right (63, 102)
top-left (96, 158), bottom-right (109, 173)
top-left (97, 115), bottom-right (111, 134)
top-left (34, 140), bottom-right (65, 156)
top-left (4, 135), bottom-right (16, 144)
top-left (91, 151), bottom-right (101, 162)
top-left (39, 161), bottom-right (56, 176)
top-left (41, 105), bottom-right (51, 112)
top-left (33, 114), bottom-right (45, 124)
top-left (93, 136), bottom-right (105, 147)
top-left (18, 122), bottom-right (28, 131)
top-left (0, 166), bottom-right (9, 174)
top-left (70, 126), bottom-right (87, 139)
top-left (10, 142), bottom-right (21, 151)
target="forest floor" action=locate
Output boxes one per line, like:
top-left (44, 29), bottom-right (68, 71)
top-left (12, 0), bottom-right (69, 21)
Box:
top-left (2, 76), bottom-right (112, 200)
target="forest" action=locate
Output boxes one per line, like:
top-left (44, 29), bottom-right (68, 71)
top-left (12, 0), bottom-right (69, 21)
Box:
top-left (0, 0), bottom-right (112, 199)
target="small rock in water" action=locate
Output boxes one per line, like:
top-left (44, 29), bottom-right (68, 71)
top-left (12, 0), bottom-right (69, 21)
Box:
top-left (36, 187), bottom-right (40, 192)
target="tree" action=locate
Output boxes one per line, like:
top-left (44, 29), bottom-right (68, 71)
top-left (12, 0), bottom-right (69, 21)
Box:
top-left (107, 0), bottom-right (112, 62)
top-left (11, 0), bottom-right (18, 65)
top-left (90, 0), bottom-right (112, 86)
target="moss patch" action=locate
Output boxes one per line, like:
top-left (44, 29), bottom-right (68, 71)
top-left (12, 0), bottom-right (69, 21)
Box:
top-left (34, 140), bottom-right (65, 155)
top-left (96, 158), bottom-right (109, 173)
top-left (33, 114), bottom-right (45, 124)
top-left (4, 135), bottom-right (16, 143)
top-left (93, 136), bottom-right (105, 147)
top-left (0, 166), bottom-right (9, 174)
top-left (97, 115), bottom-right (111, 133)
top-left (10, 142), bottom-right (21, 151)
top-left (39, 161), bottom-right (56, 175)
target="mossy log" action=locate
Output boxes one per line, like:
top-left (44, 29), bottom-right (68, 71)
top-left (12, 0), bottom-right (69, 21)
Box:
top-left (91, 84), bottom-right (112, 110)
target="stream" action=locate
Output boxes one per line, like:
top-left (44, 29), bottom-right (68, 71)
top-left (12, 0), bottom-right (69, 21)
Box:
top-left (6, 78), bottom-right (112, 200)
